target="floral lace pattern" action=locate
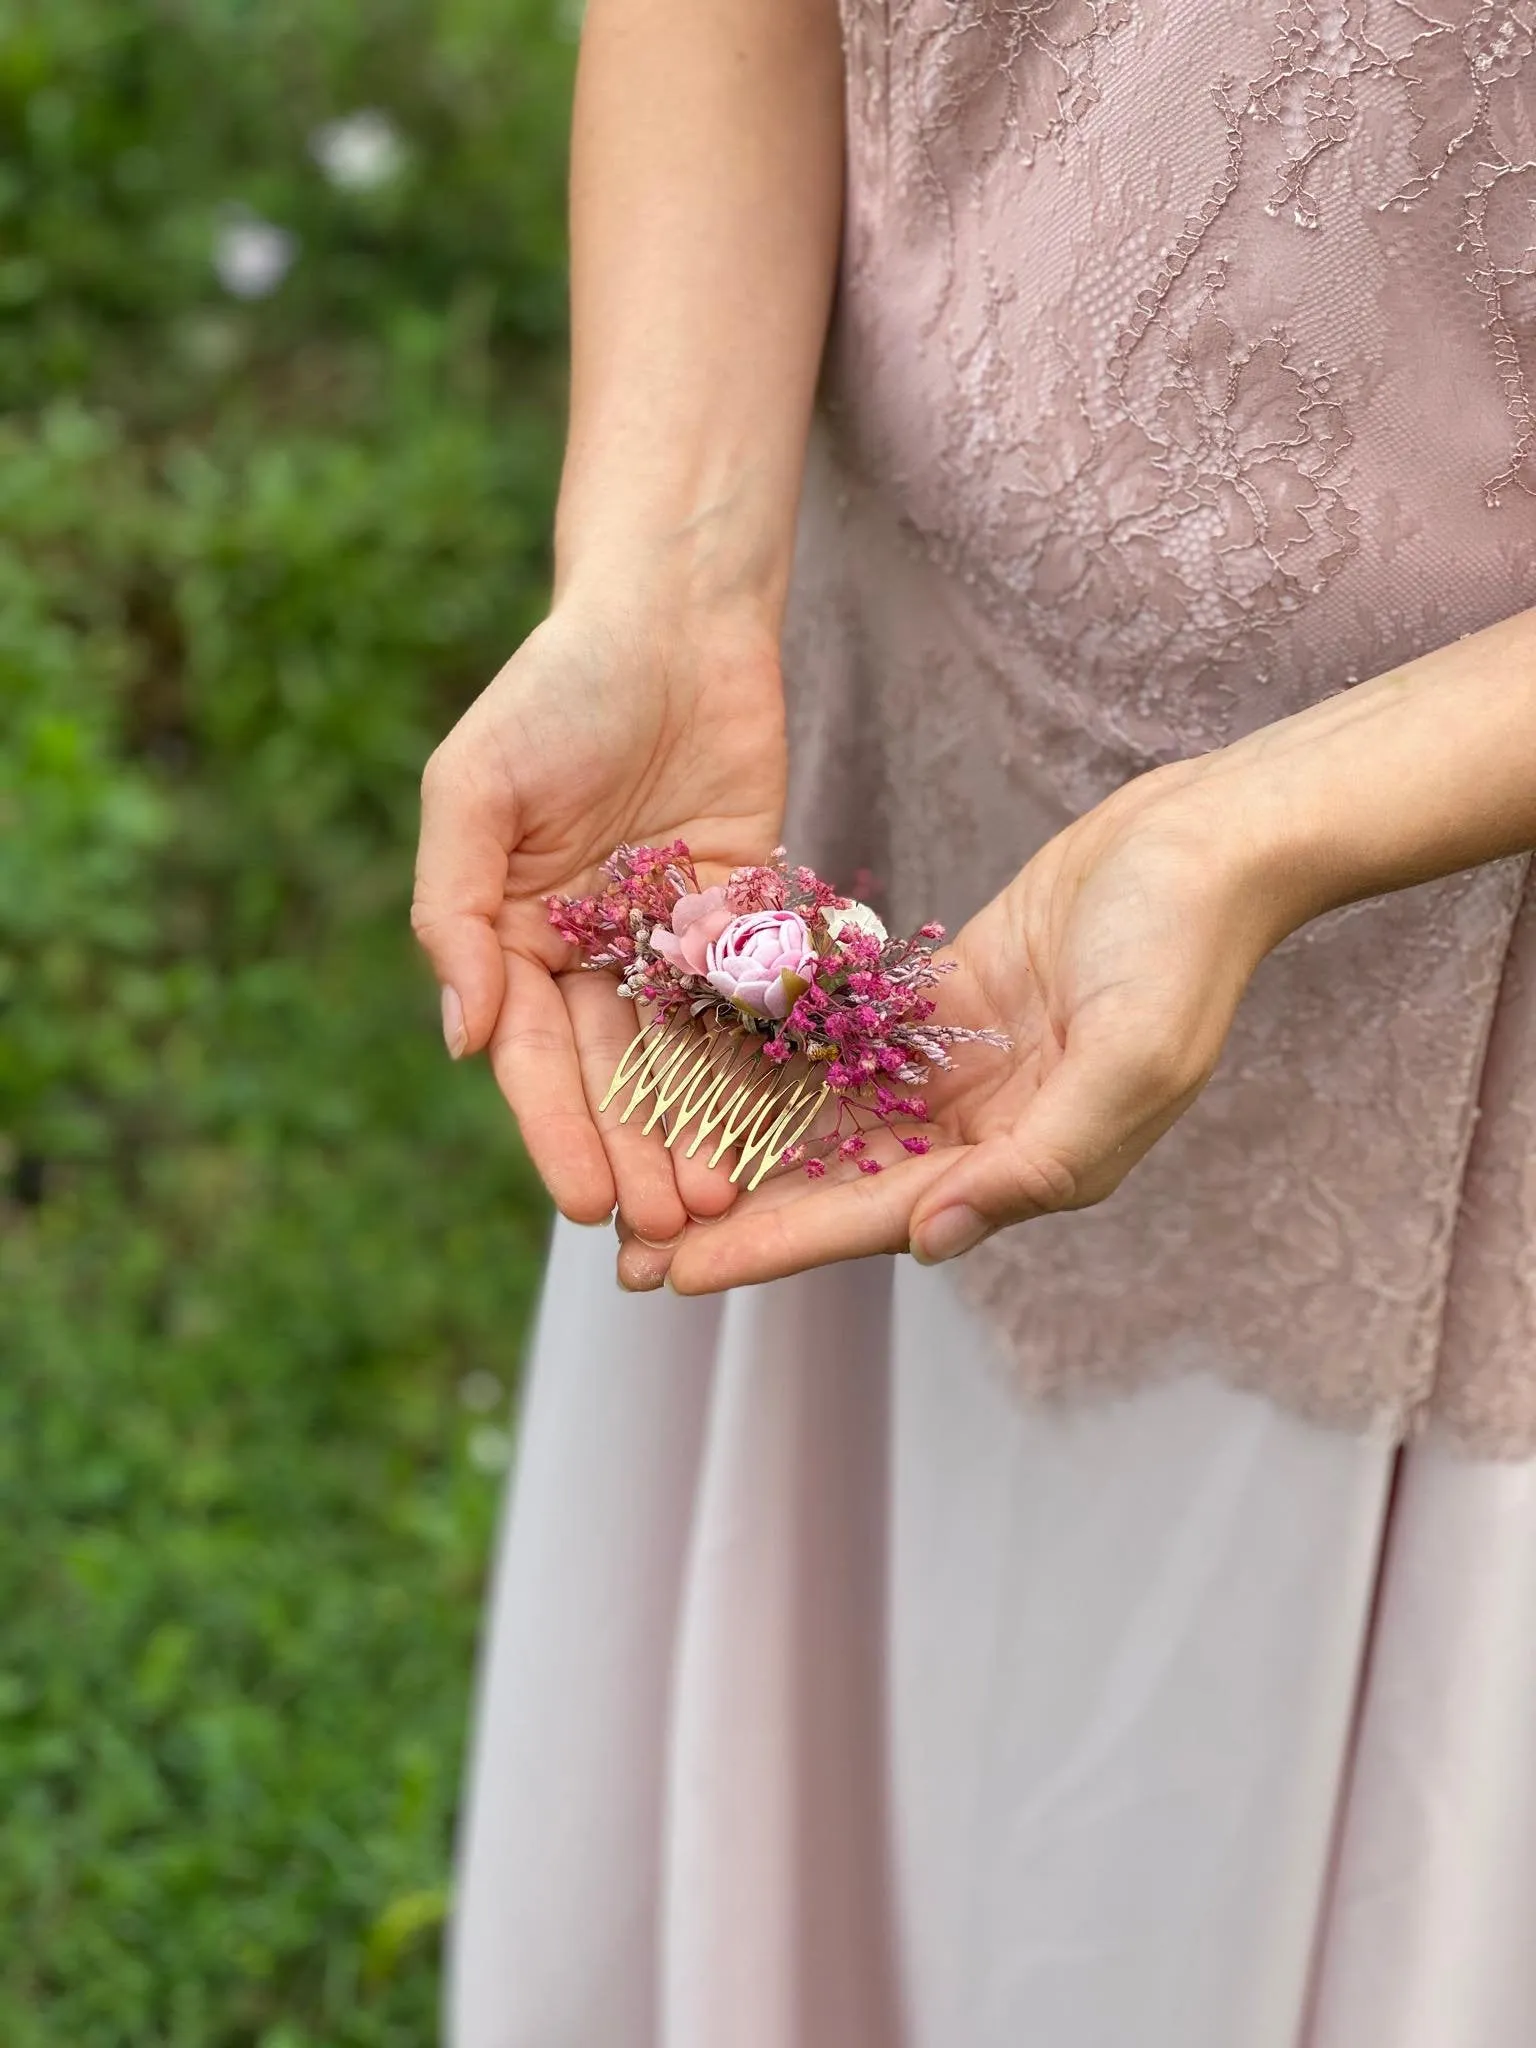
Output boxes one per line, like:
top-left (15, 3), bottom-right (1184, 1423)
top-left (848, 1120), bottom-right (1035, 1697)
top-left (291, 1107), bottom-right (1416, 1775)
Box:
top-left (907, 0), bottom-right (1132, 187)
top-left (780, 0), bottom-right (1536, 1449)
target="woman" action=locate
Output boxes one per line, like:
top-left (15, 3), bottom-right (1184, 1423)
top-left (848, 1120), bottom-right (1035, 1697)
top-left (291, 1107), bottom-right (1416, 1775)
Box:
top-left (413, 3), bottom-right (1536, 2043)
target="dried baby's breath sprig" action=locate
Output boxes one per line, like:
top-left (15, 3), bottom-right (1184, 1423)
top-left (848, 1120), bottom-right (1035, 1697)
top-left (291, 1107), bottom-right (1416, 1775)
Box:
top-left (547, 844), bottom-right (1008, 1185)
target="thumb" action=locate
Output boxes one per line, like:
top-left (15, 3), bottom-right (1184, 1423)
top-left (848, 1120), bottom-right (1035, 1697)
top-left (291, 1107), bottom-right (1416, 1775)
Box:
top-left (411, 751), bottom-right (515, 1057)
top-left (908, 1043), bottom-right (1184, 1263)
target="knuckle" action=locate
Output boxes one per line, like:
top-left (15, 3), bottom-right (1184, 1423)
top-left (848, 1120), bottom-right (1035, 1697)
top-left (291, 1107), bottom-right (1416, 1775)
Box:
top-left (1011, 1150), bottom-right (1080, 1213)
top-left (491, 1025), bottom-right (571, 1071)
top-left (753, 1206), bottom-right (798, 1272)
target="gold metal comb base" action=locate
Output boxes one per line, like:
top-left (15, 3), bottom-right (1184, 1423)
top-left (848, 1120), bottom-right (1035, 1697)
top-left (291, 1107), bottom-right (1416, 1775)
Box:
top-left (599, 1010), bottom-right (829, 1192)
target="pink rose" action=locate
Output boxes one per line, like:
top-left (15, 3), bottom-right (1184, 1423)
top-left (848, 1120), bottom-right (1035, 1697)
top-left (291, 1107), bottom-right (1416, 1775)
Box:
top-left (649, 885), bottom-right (734, 976)
top-left (706, 909), bottom-right (817, 1020)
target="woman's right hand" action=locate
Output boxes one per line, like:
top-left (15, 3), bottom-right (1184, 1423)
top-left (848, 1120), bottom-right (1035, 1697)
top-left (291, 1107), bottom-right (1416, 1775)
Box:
top-left (411, 587), bottom-right (787, 1246)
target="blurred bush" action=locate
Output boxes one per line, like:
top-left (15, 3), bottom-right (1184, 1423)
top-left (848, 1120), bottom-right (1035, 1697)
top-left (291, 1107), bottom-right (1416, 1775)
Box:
top-left (0, 2), bottom-right (572, 2040)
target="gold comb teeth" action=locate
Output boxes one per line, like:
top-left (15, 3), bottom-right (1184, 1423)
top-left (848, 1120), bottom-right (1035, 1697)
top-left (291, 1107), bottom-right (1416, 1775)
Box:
top-left (598, 1010), bottom-right (829, 1192)
top-left (547, 841), bottom-right (1009, 1193)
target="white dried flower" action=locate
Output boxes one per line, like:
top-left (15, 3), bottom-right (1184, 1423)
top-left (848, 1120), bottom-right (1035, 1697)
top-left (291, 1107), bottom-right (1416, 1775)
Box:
top-left (213, 213), bottom-right (296, 299)
top-left (310, 110), bottom-right (405, 192)
top-left (821, 901), bottom-right (888, 945)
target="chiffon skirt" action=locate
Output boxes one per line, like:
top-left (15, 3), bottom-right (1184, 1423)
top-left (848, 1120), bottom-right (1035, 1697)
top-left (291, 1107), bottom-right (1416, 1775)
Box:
top-left (447, 1219), bottom-right (1536, 2048)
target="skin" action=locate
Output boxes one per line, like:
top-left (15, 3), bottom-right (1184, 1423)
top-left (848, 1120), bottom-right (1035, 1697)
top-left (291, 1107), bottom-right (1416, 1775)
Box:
top-left (414, 0), bottom-right (1536, 1294)
top-left (414, 600), bottom-right (785, 1236)
top-left (411, 0), bottom-right (843, 1245)
top-left (659, 614), bottom-right (1536, 1291)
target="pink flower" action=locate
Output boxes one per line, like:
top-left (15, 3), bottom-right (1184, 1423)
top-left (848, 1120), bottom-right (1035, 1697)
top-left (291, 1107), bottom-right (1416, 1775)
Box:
top-left (705, 910), bottom-right (817, 1021)
top-left (649, 885), bottom-right (734, 977)
top-left (725, 858), bottom-right (789, 913)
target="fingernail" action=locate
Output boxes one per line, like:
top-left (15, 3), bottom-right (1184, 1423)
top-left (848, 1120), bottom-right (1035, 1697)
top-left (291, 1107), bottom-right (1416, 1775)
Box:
top-left (620, 1243), bottom-right (676, 1291)
top-left (441, 985), bottom-right (467, 1060)
top-left (912, 1204), bottom-right (988, 1265)
top-left (635, 1228), bottom-right (686, 1251)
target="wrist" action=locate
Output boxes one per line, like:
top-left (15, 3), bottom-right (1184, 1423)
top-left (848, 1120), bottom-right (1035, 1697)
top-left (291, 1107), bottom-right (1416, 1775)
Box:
top-left (1166, 733), bottom-right (1359, 950)
top-left (553, 464), bottom-right (798, 638)
top-left (550, 512), bottom-right (789, 661)
top-left (1129, 748), bottom-right (1328, 959)
top-left (553, 538), bottom-right (786, 642)
top-left (543, 556), bottom-right (787, 707)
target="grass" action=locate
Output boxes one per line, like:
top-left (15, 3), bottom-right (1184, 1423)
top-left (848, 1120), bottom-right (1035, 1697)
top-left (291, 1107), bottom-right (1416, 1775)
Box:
top-left (0, 1), bottom-right (573, 2036)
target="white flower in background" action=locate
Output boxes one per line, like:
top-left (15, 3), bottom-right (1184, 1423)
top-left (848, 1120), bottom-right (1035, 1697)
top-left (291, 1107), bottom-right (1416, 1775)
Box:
top-left (457, 1369), bottom-right (505, 1415)
top-left (212, 211), bottom-right (296, 299)
top-left (310, 109), bottom-right (406, 192)
top-left (467, 1425), bottom-right (514, 1474)
top-left (821, 901), bottom-right (889, 945)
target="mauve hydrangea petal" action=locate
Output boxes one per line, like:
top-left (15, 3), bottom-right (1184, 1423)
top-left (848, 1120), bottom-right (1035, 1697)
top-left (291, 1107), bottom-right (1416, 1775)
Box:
top-left (550, 841), bottom-right (1008, 1185)
top-left (653, 886), bottom-right (735, 974)
top-left (672, 884), bottom-right (729, 934)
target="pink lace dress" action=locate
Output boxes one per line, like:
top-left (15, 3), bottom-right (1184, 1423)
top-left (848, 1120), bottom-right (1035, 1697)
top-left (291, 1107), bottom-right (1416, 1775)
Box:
top-left (449, 9), bottom-right (1536, 2045)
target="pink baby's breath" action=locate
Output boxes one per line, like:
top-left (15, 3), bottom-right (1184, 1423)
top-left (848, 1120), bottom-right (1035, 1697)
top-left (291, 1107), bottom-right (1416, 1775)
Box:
top-left (546, 841), bottom-right (1010, 1183)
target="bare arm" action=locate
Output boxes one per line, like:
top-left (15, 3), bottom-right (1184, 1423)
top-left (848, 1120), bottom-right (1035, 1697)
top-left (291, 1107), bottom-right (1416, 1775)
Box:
top-left (412, 0), bottom-right (845, 1236)
top-left (555, 0), bottom-right (846, 618)
top-left (1212, 607), bottom-right (1536, 935)
top-left (660, 607), bottom-right (1536, 1290)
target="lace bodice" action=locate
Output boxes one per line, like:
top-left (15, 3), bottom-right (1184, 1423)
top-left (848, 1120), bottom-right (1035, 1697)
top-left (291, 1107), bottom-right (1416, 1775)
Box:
top-left (781, 0), bottom-right (1536, 1451)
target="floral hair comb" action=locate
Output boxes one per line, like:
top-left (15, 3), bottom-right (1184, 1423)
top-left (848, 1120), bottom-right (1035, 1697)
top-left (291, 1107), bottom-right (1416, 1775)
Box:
top-left (547, 843), bottom-right (1009, 1192)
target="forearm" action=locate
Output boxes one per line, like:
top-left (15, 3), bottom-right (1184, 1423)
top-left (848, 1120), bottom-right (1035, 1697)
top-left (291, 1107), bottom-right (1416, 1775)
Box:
top-left (1190, 608), bottom-right (1536, 939)
top-left (554, 0), bottom-right (845, 626)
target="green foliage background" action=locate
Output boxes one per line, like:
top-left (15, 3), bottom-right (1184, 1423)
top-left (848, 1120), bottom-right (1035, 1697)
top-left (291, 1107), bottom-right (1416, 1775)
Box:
top-left (0, 3), bottom-right (570, 2039)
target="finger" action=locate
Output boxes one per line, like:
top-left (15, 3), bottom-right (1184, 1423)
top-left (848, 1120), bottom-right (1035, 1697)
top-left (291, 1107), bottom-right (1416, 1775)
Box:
top-left (412, 749), bottom-right (513, 1056)
top-left (908, 1040), bottom-right (1197, 1262)
top-left (490, 952), bottom-right (615, 1225)
top-left (660, 1027), bottom-right (849, 1224)
top-left (614, 1212), bottom-right (685, 1293)
top-left (666, 1149), bottom-right (955, 1294)
top-left (666, 1038), bottom-right (751, 1223)
top-left (671, 1141), bottom-right (744, 1222)
top-left (566, 972), bottom-right (689, 1246)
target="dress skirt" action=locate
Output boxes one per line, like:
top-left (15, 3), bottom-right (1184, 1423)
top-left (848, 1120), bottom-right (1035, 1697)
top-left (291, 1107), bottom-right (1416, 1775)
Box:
top-left (446, 1221), bottom-right (1536, 2047)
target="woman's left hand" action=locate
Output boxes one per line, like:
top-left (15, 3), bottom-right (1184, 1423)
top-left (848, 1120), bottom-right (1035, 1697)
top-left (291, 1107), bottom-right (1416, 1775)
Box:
top-left (637, 754), bottom-right (1297, 1292)
top-left (611, 608), bottom-right (1536, 1293)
